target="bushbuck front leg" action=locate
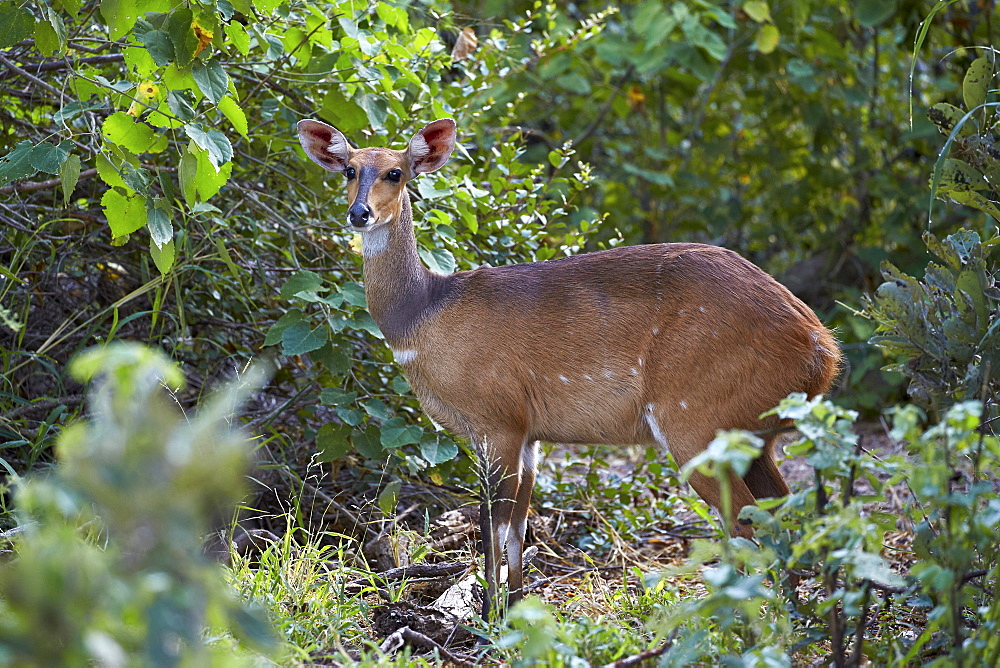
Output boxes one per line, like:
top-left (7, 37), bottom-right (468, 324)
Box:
top-left (477, 433), bottom-right (527, 620)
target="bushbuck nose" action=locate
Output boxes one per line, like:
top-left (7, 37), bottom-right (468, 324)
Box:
top-left (349, 202), bottom-right (370, 227)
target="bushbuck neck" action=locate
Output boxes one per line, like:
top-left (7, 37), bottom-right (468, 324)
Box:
top-left (297, 118), bottom-right (843, 625)
top-left (297, 119), bottom-right (455, 344)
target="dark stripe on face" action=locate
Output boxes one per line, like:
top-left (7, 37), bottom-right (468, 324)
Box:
top-left (354, 165), bottom-right (380, 207)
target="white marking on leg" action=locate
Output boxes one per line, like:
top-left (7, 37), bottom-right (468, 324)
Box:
top-left (392, 348), bottom-right (417, 364)
top-left (495, 521), bottom-right (510, 553)
top-left (521, 440), bottom-right (538, 475)
top-left (644, 405), bottom-right (670, 451)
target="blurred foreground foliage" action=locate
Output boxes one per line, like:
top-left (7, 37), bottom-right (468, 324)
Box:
top-left (0, 0), bottom-right (999, 664)
top-left (0, 343), bottom-right (278, 665)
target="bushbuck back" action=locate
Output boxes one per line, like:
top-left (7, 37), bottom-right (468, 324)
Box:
top-left (297, 118), bottom-right (842, 619)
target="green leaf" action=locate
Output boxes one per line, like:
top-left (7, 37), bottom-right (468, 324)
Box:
top-left (34, 9), bottom-right (66, 56)
top-left (340, 282), bottom-right (367, 307)
top-left (358, 93), bottom-right (388, 131)
top-left (102, 189), bottom-right (148, 238)
top-left (263, 309), bottom-right (303, 346)
top-left (139, 28), bottom-right (175, 66)
top-left (167, 8), bottom-right (198, 66)
top-left (149, 237), bottom-right (175, 274)
top-left (312, 341), bottom-right (352, 374)
top-left (225, 21), bottom-right (250, 56)
top-left (335, 407), bottom-right (363, 426)
top-left (377, 480), bottom-right (401, 516)
top-left (380, 417), bottom-right (422, 448)
top-left (192, 57), bottom-right (229, 105)
top-left (316, 423), bottom-right (352, 462)
top-left (190, 146), bottom-right (232, 200)
top-left (420, 436), bottom-right (458, 465)
top-left (99, 0), bottom-right (140, 41)
top-left (754, 24), bottom-right (779, 54)
top-left (178, 150), bottom-right (197, 204)
top-left (29, 141), bottom-right (71, 175)
top-left (280, 270), bottom-right (324, 300)
top-left (103, 112), bottom-right (157, 153)
top-left (0, 142), bottom-right (38, 187)
top-left (147, 197), bottom-right (173, 248)
top-left (856, 0), bottom-right (896, 28)
top-left (319, 387), bottom-right (357, 406)
top-left (96, 152), bottom-right (127, 189)
top-left (963, 56), bottom-right (991, 112)
top-left (184, 124), bottom-right (233, 170)
top-left (281, 322), bottom-right (328, 356)
top-left (0, 5), bottom-right (35, 48)
top-left (61, 154), bottom-right (81, 202)
top-left (218, 97), bottom-right (248, 138)
top-left (363, 398), bottom-right (391, 420)
top-left (353, 426), bottom-right (383, 459)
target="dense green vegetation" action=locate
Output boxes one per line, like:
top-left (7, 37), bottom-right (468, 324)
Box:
top-left (1, 0), bottom-right (998, 664)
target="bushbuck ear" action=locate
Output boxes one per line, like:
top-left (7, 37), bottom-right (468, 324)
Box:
top-left (297, 119), bottom-right (351, 172)
top-left (407, 119), bottom-right (456, 175)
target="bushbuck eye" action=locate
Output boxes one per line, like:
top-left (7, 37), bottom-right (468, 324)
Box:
top-left (386, 168), bottom-right (402, 182)
top-left (344, 166), bottom-right (356, 180)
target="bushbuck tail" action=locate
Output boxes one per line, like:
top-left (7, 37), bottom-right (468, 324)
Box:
top-left (297, 118), bottom-right (842, 619)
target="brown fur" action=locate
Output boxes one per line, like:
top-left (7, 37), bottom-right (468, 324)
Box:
top-left (297, 119), bottom-right (843, 619)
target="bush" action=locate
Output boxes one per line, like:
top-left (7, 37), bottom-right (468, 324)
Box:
top-left (0, 343), bottom-right (277, 665)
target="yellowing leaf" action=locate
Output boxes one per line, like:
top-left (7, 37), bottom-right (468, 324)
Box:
top-left (743, 0), bottom-right (771, 23)
top-left (755, 24), bottom-right (779, 54)
top-left (192, 19), bottom-right (214, 58)
top-left (126, 81), bottom-right (162, 116)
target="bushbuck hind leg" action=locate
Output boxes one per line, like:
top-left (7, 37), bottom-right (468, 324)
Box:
top-left (476, 433), bottom-right (528, 620)
top-left (506, 440), bottom-right (538, 608)
top-left (743, 435), bottom-right (790, 501)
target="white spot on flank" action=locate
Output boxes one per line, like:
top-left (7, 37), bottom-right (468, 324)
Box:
top-left (638, 358), bottom-right (644, 367)
top-left (643, 406), bottom-right (670, 451)
top-left (604, 369), bottom-right (613, 379)
top-left (529, 369), bottom-right (536, 378)
top-left (712, 330), bottom-right (719, 337)
top-left (652, 328), bottom-right (659, 335)
top-left (679, 400), bottom-right (688, 410)
top-left (630, 367), bottom-right (638, 375)
top-left (392, 348), bottom-right (417, 364)
top-left (559, 375), bottom-right (570, 384)
top-left (678, 309), bottom-right (687, 315)
top-left (699, 306), bottom-right (707, 313)
top-left (583, 374), bottom-right (593, 381)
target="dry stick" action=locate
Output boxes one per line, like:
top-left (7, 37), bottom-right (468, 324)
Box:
top-left (599, 638), bottom-right (673, 668)
top-left (378, 626), bottom-right (474, 667)
top-left (0, 54), bottom-right (124, 80)
top-left (0, 169), bottom-right (98, 196)
top-left (0, 52), bottom-right (70, 101)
